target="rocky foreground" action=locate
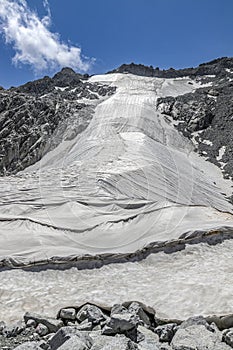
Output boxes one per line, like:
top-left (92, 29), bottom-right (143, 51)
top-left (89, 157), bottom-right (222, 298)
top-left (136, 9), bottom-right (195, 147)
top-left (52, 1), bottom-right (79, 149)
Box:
top-left (1, 301), bottom-right (233, 349)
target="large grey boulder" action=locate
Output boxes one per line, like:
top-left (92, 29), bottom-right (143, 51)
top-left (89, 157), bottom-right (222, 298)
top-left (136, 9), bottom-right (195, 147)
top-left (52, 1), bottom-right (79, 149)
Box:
top-left (24, 312), bottom-right (63, 333)
top-left (171, 324), bottom-right (232, 350)
top-left (49, 326), bottom-right (92, 350)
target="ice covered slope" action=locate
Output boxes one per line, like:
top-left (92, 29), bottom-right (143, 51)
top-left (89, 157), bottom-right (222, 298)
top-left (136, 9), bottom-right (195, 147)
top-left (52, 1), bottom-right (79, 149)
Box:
top-left (0, 73), bottom-right (233, 267)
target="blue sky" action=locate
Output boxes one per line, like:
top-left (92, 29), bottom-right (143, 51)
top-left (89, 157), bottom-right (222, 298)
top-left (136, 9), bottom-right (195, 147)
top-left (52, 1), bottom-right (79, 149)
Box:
top-left (0, 0), bottom-right (233, 88)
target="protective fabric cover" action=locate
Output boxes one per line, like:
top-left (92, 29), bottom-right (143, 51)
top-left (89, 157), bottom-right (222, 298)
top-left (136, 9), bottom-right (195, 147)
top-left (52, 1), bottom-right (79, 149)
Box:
top-left (0, 73), bottom-right (233, 268)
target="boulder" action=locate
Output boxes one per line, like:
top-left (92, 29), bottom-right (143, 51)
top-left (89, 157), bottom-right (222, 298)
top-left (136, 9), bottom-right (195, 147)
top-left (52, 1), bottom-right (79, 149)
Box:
top-left (179, 315), bottom-right (212, 330)
top-left (76, 304), bottom-right (106, 325)
top-left (13, 342), bottom-right (41, 349)
top-left (101, 334), bottom-right (138, 350)
top-left (49, 326), bottom-right (92, 350)
top-left (26, 319), bottom-right (37, 328)
top-left (171, 324), bottom-right (231, 350)
top-left (128, 302), bottom-right (151, 326)
top-left (24, 312), bottom-right (63, 333)
top-left (137, 325), bottom-right (160, 349)
top-left (154, 323), bottom-right (177, 343)
top-left (36, 323), bottom-right (49, 336)
top-left (53, 336), bottom-right (89, 350)
top-left (60, 308), bottom-right (76, 321)
top-left (76, 320), bottom-right (93, 331)
top-left (111, 304), bottom-right (128, 316)
top-left (103, 313), bottom-right (139, 334)
top-left (222, 328), bottom-right (233, 348)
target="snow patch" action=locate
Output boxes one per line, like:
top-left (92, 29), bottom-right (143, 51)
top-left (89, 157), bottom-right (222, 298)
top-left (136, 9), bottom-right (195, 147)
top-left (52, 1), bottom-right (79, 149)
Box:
top-left (216, 146), bottom-right (226, 161)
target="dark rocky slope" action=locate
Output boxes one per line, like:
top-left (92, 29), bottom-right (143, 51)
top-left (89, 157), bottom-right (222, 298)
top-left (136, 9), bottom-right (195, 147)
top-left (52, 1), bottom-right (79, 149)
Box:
top-left (110, 57), bottom-right (233, 182)
top-left (0, 68), bottom-right (115, 175)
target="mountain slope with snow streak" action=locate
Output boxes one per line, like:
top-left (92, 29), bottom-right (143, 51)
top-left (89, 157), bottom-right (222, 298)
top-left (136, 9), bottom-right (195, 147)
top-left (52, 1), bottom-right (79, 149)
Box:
top-left (0, 73), bottom-right (232, 269)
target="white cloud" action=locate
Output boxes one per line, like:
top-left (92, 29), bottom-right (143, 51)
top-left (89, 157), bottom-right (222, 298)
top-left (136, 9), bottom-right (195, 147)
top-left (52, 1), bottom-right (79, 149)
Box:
top-left (0, 0), bottom-right (93, 72)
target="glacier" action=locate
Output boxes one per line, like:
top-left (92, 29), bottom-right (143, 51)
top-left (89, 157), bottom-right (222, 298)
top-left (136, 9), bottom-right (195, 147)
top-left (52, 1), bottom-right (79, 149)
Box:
top-left (0, 72), bottom-right (233, 322)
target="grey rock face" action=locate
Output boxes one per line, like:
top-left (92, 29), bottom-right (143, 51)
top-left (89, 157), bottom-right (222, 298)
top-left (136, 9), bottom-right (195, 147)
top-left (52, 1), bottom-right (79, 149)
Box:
top-left (0, 68), bottom-right (116, 175)
top-left (156, 63), bottom-right (233, 183)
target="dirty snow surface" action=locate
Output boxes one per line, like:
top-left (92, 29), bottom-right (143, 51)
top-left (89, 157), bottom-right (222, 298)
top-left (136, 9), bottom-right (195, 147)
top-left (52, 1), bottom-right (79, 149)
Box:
top-left (1, 73), bottom-right (233, 321)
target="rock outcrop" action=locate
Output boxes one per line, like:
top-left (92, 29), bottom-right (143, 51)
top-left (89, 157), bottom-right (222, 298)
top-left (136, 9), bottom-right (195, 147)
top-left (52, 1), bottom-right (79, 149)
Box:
top-left (0, 68), bottom-right (115, 175)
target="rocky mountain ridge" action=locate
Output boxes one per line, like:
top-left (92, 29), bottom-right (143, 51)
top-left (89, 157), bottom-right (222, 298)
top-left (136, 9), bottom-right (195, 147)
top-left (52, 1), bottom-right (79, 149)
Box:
top-left (109, 57), bottom-right (233, 184)
top-left (0, 68), bottom-right (115, 174)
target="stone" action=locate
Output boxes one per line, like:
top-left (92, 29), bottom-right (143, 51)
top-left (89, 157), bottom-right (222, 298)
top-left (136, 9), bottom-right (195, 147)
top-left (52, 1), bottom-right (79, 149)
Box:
top-left (222, 328), bottom-right (233, 347)
top-left (154, 323), bottom-right (177, 343)
top-left (179, 315), bottom-right (211, 330)
top-left (171, 324), bottom-right (231, 350)
top-left (128, 302), bottom-right (151, 326)
top-left (101, 334), bottom-right (138, 350)
top-left (60, 308), bottom-right (76, 321)
top-left (0, 321), bottom-right (6, 334)
top-left (24, 312), bottom-right (63, 333)
top-left (49, 326), bottom-right (93, 350)
top-left (221, 315), bottom-right (233, 330)
top-left (103, 312), bottom-right (139, 334)
top-left (111, 304), bottom-right (128, 316)
top-left (36, 323), bottom-right (49, 336)
top-left (76, 320), bottom-right (93, 331)
top-left (137, 325), bottom-right (160, 349)
top-left (88, 333), bottom-right (116, 350)
top-left (53, 336), bottom-right (89, 350)
top-left (76, 304), bottom-right (106, 325)
top-left (26, 319), bottom-right (37, 328)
